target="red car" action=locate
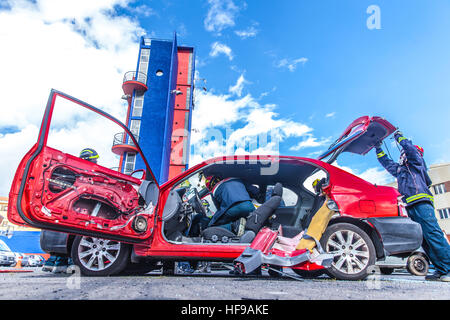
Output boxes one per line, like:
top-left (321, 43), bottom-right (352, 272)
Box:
top-left (8, 90), bottom-right (422, 280)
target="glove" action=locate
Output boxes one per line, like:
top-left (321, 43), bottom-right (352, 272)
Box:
top-left (394, 130), bottom-right (403, 140)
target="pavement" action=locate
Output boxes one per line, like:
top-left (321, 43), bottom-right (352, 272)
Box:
top-left (0, 266), bottom-right (449, 300)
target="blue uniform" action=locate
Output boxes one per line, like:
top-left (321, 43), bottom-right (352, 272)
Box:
top-left (376, 133), bottom-right (450, 275)
top-left (208, 178), bottom-right (259, 226)
top-left (188, 178), bottom-right (261, 236)
top-left (376, 134), bottom-right (433, 207)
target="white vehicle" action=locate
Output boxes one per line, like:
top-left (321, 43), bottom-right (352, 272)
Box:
top-left (27, 255), bottom-right (45, 267)
top-left (0, 240), bottom-right (16, 266)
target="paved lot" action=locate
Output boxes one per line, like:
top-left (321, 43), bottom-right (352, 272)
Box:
top-left (0, 266), bottom-right (449, 300)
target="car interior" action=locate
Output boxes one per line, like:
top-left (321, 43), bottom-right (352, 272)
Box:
top-left (161, 158), bottom-right (329, 245)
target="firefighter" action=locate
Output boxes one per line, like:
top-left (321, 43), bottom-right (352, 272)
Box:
top-left (375, 131), bottom-right (450, 282)
top-left (189, 176), bottom-right (265, 237)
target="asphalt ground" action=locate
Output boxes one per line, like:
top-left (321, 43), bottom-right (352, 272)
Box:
top-left (0, 266), bottom-right (448, 301)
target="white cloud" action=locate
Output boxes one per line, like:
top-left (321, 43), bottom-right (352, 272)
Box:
top-left (358, 167), bottom-right (393, 185)
top-left (228, 74), bottom-right (248, 97)
top-left (325, 112), bottom-right (336, 118)
top-left (0, 0), bottom-right (149, 195)
top-left (190, 74), bottom-right (319, 166)
top-left (209, 41), bottom-right (234, 60)
top-left (204, 0), bottom-right (239, 34)
top-left (235, 25), bottom-right (258, 39)
top-left (289, 136), bottom-right (331, 151)
top-left (276, 57), bottom-right (308, 72)
top-left (333, 162), bottom-right (393, 185)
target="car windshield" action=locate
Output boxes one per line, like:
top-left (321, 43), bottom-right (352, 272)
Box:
top-left (0, 241), bottom-right (11, 252)
top-left (175, 172), bottom-right (208, 201)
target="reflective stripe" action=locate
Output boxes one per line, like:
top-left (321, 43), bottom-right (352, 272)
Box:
top-left (405, 193), bottom-right (434, 203)
top-left (397, 136), bottom-right (407, 143)
top-left (377, 151), bottom-right (386, 158)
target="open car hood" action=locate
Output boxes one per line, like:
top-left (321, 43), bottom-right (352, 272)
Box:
top-left (318, 116), bottom-right (396, 163)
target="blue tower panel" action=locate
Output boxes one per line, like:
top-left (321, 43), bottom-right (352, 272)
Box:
top-left (133, 38), bottom-right (178, 184)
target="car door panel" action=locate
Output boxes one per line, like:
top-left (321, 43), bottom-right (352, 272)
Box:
top-left (9, 90), bottom-right (158, 243)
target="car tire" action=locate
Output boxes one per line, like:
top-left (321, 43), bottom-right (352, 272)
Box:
top-left (380, 267), bottom-right (394, 275)
top-left (71, 236), bottom-right (131, 277)
top-left (406, 254), bottom-right (429, 276)
top-left (320, 223), bottom-right (376, 281)
top-left (292, 269), bottom-right (325, 279)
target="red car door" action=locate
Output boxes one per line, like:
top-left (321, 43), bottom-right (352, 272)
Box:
top-left (8, 90), bottom-right (159, 243)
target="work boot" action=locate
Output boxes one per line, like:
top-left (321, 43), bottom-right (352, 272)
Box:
top-left (196, 261), bottom-right (211, 273)
top-left (176, 262), bottom-right (194, 274)
top-left (42, 255), bottom-right (57, 272)
top-left (52, 256), bottom-right (69, 273)
top-left (66, 258), bottom-right (77, 274)
top-left (425, 271), bottom-right (450, 282)
top-left (232, 218), bottom-right (247, 236)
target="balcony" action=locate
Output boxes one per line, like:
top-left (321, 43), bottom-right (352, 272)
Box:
top-left (122, 71), bottom-right (148, 100)
top-left (111, 132), bottom-right (139, 155)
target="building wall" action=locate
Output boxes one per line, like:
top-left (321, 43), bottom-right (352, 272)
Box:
top-left (428, 163), bottom-right (450, 236)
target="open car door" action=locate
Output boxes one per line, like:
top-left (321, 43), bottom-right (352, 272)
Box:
top-left (317, 116), bottom-right (396, 164)
top-left (8, 90), bottom-right (159, 243)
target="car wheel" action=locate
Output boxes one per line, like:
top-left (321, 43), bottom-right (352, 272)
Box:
top-left (406, 254), bottom-right (429, 276)
top-left (71, 236), bottom-right (130, 276)
top-left (380, 267), bottom-right (394, 275)
top-left (320, 223), bottom-right (376, 281)
top-left (292, 269), bottom-right (325, 279)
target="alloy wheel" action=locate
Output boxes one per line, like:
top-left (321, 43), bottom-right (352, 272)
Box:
top-left (325, 229), bottom-right (370, 275)
top-left (77, 237), bottom-right (121, 271)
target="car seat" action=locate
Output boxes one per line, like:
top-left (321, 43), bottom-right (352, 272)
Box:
top-left (281, 193), bottom-right (326, 236)
top-left (281, 178), bottom-right (327, 238)
top-left (201, 183), bottom-right (283, 243)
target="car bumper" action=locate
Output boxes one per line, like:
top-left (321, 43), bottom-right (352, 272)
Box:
top-left (366, 217), bottom-right (423, 256)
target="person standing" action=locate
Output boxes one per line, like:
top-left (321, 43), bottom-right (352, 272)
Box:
top-left (375, 131), bottom-right (450, 282)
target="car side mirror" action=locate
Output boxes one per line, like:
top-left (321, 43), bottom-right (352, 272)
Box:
top-left (130, 169), bottom-right (146, 180)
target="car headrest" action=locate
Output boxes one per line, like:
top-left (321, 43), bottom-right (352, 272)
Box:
top-left (272, 183), bottom-right (283, 197)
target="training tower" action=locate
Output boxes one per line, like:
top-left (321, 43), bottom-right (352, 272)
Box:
top-left (111, 33), bottom-right (195, 184)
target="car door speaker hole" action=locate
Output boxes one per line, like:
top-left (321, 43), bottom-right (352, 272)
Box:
top-left (73, 197), bottom-right (120, 220)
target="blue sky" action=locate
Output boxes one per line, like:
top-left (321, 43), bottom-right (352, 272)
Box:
top-left (0, 0), bottom-right (449, 194)
top-left (136, 0), bottom-right (450, 176)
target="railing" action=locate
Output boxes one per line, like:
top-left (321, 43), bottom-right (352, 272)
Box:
top-left (112, 132), bottom-right (139, 149)
top-left (123, 71), bottom-right (147, 85)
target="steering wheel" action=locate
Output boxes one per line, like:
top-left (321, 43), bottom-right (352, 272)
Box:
top-left (189, 188), bottom-right (208, 216)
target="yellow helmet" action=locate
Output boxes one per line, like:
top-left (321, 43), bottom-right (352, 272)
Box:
top-left (312, 178), bottom-right (321, 188)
